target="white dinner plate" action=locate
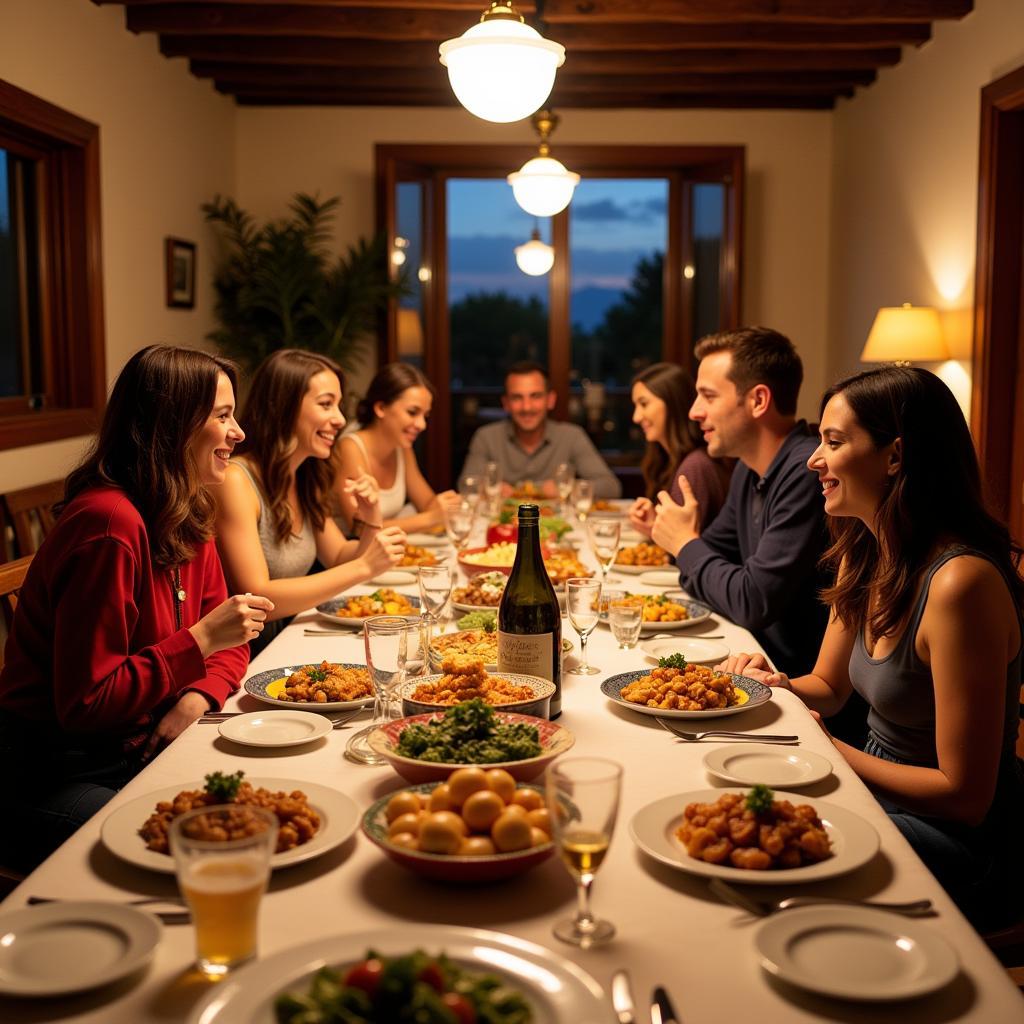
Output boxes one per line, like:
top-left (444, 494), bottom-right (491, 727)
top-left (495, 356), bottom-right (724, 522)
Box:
top-left (101, 778), bottom-right (360, 874)
top-left (601, 669), bottom-right (771, 719)
top-left (0, 901), bottom-right (162, 997)
top-left (369, 570), bottom-right (417, 586)
top-left (405, 531), bottom-right (451, 547)
top-left (620, 527), bottom-right (645, 544)
top-left (188, 925), bottom-right (615, 1024)
top-left (755, 905), bottom-right (958, 1001)
top-left (245, 664), bottom-right (374, 713)
top-left (703, 744), bottom-right (833, 788)
top-left (610, 561), bottom-right (673, 576)
top-left (451, 599), bottom-right (501, 614)
top-left (639, 569), bottom-right (682, 587)
top-left (218, 710), bottom-right (334, 749)
top-left (630, 790), bottom-right (879, 885)
top-left (640, 636), bottom-right (730, 665)
top-left (316, 593), bottom-right (421, 628)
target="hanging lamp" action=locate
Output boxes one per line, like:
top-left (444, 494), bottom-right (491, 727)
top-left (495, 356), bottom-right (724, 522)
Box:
top-left (514, 225), bottom-right (554, 276)
top-left (439, 2), bottom-right (565, 124)
top-left (507, 108), bottom-right (580, 217)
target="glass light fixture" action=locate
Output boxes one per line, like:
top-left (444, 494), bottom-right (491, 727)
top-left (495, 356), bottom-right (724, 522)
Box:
top-left (508, 108), bottom-right (580, 217)
top-left (514, 226), bottom-right (554, 276)
top-left (439, 2), bottom-right (565, 124)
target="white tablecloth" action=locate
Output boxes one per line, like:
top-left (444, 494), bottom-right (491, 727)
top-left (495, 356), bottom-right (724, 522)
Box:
top-left (1, 541), bottom-right (1021, 1022)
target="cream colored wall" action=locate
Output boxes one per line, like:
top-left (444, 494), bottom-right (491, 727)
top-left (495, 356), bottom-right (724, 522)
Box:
top-left (0, 0), bottom-right (234, 489)
top-left (234, 107), bottom-right (833, 421)
top-left (830, 0), bottom-right (1024, 418)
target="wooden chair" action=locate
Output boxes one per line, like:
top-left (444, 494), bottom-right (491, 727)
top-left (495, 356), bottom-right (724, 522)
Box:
top-left (2, 480), bottom-right (63, 557)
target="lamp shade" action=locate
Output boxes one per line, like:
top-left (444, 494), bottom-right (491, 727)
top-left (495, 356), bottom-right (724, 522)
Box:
top-left (514, 234), bottom-right (554, 276)
top-left (396, 308), bottom-right (424, 357)
top-left (507, 155), bottom-right (580, 217)
top-left (439, 19), bottom-right (564, 124)
top-left (861, 304), bottom-right (949, 362)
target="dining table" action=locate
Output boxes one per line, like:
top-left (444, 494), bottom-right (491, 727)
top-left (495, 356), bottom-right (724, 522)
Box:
top-left (1, 517), bottom-right (1021, 1023)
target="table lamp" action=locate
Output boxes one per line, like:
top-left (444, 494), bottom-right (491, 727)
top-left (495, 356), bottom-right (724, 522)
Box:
top-left (861, 304), bottom-right (949, 364)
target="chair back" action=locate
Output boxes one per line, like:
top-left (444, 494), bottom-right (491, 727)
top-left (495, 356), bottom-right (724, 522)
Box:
top-left (0, 554), bottom-right (31, 669)
top-left (2, 480), bottom-right (64, 557)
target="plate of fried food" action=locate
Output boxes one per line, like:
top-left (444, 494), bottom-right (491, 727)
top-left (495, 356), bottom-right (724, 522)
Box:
top-left (600, 661), bottom-right (771, 719)
top-left (398, 543), bottom-right (439, 569)
top-left (245, 661), bottom-right (374, 712)
top-left (452, 570), bottom-right (507, 611)
top-left (101, 770), bottom-right (360, 874)
top-left (630, 786), bottom-right (879, 884)
top-left (613, 541), bottom-right (673, 573)
top-left (316, 588), bottom-right (421, 627)
top-left (428, 628), bottom-right (499, 671)
top-left (401, 656), bottom-right (554, 719)
top-left (599, 591), bottom-right (712, 632)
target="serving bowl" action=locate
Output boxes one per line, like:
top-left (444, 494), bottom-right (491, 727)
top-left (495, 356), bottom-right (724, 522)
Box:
top-left (401, 672), bottom-right (555, 720)
top-left (427, 628), bottom-right (499, 672)
top-left (457, 545), bottom-right (515, 579)
top-left (366, 711), bottom-right (575, 784)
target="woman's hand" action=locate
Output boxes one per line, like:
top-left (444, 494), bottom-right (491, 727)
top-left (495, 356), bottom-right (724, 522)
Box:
top-left (360, 526), bottom-right (407, 576)
top-left (142, 691), bottom-right (209, 761)
top-left (429, 490), bottom-right (459, 527)
top-left (717, 651), bottom-right (793, 691)
top-left (343, 472), bottom-right (382, 526)
top-left (189, 593), bottom-right (275, 657)
top-left (628, 497), bottom-right (655, 538)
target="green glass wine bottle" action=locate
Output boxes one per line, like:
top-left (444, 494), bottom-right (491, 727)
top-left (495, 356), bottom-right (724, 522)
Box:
top-left (497, 503), bottom-right (562, 718)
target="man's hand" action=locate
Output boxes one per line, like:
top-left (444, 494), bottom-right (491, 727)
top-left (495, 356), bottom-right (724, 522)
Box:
top-left (143, 691), bottom-right (209, 761)
top-left (628, 497), bottom-right (655, 539)
top-left (651, 474), bottom-right (700, 555)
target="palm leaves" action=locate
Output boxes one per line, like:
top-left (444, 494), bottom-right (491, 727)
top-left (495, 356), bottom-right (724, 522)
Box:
top-left (202, 193), bottom-right (403, 372)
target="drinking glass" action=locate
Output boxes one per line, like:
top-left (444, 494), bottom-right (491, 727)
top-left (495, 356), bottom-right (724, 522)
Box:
top-left (170, 804), bottom-right (276, 978)
top-left (572, 479), bottom-right (594, 522)
top-left (586, 515), bottom-right (621, 585)
top-left (460, 474), bottom-right (482, 513)
top-left (555, 463), bottom-right (574, 519)
top-left (443, 499), bottom-right (476, 553)
top-left (565, 577), bottom-right (601, 676)
top-left (608, 601), bottom-right (643, 649)
top-left (545, 758), bottom-right (623, 949)
top-left (345, 614), bottom-right (416, 765)
top-left (484, 460), bottom-right (502, 516)
top-left (418, 564), bottom-right (453, 638)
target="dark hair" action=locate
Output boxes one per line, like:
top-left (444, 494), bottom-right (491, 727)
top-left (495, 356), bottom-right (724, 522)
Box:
top-left (819, 366), bottom-right (1023, 639)
top-left (632, 362), bottom-right (703, 499)
top-left (240, 348), bottom-right (344, 545)
top-left (356, 362), bottom-right (435, 428)
top-left (694, 326), bottom-right (802, 416)
top-left (63, 344), bottom-right (237, 569)
top-left (504, 361), bottom-right (549, 390)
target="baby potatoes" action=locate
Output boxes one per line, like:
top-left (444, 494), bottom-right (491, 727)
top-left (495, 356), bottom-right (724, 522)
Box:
top-left (381, 768), bottom-right (553, 859)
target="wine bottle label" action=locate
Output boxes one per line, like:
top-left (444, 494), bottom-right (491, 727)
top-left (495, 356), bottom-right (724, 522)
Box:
top-left (497, 631), bottom-right (554, 681)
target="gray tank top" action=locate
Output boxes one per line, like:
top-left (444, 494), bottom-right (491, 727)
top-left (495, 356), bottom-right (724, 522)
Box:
top-left (234, 461), bottom-right (317, 580)
top-left (849, 545), bottom-right (1022, 766)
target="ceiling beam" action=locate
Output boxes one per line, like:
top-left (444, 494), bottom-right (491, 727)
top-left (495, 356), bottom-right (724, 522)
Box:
top-left (542, 0), bottom-right (972, 22)
top-left (101, 1), bottom-right (519, 8)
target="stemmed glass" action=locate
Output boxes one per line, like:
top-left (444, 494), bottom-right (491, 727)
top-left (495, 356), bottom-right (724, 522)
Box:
top-left (586, 515), bottom-right (621, 586)
top-left (545, 758), bottom-right (623, 949)
top-left (460, 474), bottom-right (482, 513)
top-left (572, 479), bottom-right (594, 523)
top-left (443, 499), bottom-right (476, 554)
top-left (555, 463), bottom-right (574, 519)
top-left (565, 577), bottom-right (601, 676)
top-left (418, 564), bottom-right (453, 640)
top-left (484, 461), bottom-right (502, 517)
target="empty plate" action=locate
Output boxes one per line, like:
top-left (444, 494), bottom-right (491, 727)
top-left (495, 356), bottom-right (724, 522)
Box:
top-left (641, 636), bottom-right (729, 665)
top-left (0, 901), bottom-right (162, 997)
top-left (703, 744), bottom-right (832, 788)
top-left (639, 569), bottom-right (681, 587)
top-left (218, 710), bottom-right (334, 748)
top-left (755, 905), bottom-right (958, 1000)
top-left (369, 570), bottom-right (417, 586)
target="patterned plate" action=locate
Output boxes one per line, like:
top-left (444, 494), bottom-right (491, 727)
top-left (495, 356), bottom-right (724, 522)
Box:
top-left (316, 593), bottom-right (421, 628)
top-left (245, 663), bottom-right (373, 712)
top-left (600, 668), bottom-right (772, 719)
top-left (598, 592), bottom-right (713, 632)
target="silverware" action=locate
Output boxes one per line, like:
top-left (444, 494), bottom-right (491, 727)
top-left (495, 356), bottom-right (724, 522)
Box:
top-left (303, 627), bottom-right (361, 636)
top-left (650, 633), bottom-right (725, 640)
top-left (199, 708), bottom-right (363, 727)
top-left (708, 878), bottom-right (935, 918)
top-left (27, 895), bottom-right (191, 925)
top-left (610, 968), bottom-right (637, 1024)
top-left (650, 985), bottom-right (680, 1024)
top-left (656, 718), bottom-right (798, 743)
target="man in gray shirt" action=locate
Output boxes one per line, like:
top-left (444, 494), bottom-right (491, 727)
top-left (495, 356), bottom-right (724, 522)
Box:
top-left (458, 362), bottom-right (621, 498)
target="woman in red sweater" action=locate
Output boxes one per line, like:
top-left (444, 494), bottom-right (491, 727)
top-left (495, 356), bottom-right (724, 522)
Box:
top-left (0, 345), bottom-right (272, 870)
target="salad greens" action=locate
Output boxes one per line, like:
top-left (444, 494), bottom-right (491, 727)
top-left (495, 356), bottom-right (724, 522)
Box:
top-left (395, 699), bottom-right (541, 764)
top-left (456, 610), bottom-right (497, 632)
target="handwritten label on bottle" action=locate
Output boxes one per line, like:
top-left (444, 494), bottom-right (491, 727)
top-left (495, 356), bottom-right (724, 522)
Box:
top-left (498, 631), bottom-right (553, 681)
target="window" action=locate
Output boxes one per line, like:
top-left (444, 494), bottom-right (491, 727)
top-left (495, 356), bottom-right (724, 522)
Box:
top-left (0, 79), bottom-right (105, 450)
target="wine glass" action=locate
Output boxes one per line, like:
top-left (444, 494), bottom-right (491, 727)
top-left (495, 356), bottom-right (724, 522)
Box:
top-left (545, 757), bottom-right (623, 949)
top-left (460, 474), bottom-right (482, 513)
top-left (443, 499), bottom-right (476, 553)
top-left (586, 515), bottom-right (621, 585)
top-left (418, 564), bottom-right (453, 639)
top-left (484, 460), bottom-right (502, 516)
top-left (608, 601), bottom-right (643, 649)
top-left (555, 462), bottom-right (574, 519)
top-left (565, 577), bottom-right (601, 676)
top-left (572, 479), bottom-right (594, 523)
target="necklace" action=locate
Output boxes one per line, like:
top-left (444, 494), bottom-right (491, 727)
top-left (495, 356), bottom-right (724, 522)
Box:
top-left (172, 568), bottom-right (186, 629)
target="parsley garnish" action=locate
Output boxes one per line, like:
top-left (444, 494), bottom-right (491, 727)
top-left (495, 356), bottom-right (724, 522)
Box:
top-left (658, 652), bottom-right (688, 670)
top-left (746, 784), bottom-right (774, 814)
top-left (204, 770), bottom-right (244, 802)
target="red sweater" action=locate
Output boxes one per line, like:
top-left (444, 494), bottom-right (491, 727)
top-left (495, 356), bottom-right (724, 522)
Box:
top-left (0, 487), bottom-right (248, 744)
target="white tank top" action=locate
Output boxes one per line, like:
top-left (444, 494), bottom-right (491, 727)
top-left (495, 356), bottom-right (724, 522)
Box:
top-left (345, 431), bottom-right (407, 520)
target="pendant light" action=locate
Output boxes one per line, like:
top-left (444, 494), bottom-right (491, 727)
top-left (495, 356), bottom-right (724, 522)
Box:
top-left (439, 2), bottom-right (565, 124)
top-left (507, 109), bottom-right (580, 217)
top-left (514, 224), bottom-right (554, 276)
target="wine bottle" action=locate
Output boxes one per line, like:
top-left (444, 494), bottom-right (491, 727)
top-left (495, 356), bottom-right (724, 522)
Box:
top-left (497, 503), bottom-right (562, 718)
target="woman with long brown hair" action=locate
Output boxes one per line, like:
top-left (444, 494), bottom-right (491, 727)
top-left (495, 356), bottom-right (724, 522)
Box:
top-left (627, 362), bottom-right (732, 536)
top-left (722, 367), bottom-right (1023, 927)
top-left (0, 345), bottom-right (271, 869)
top-left (214, 349), bottom-right (405, 651)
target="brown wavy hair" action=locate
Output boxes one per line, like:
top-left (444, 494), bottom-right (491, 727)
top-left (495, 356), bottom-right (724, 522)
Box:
top-left (632, 362), bottom-right (704, 499)
top-left (819, 366), bottom-right (1023, 641)
top-left (239, 348), bottom-right (344, 545)
top-left (62, 344), bottom-right (238, 569)
top-left (356, 362), bottom-right (434, 427)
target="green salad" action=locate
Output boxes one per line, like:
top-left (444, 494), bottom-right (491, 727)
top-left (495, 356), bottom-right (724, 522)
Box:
top-left (456, 609), bottom-right (497, 632)
top-left (395, 698), bottom-right (541, 764)
top-left (275, 948), bottom-right (533, 1024)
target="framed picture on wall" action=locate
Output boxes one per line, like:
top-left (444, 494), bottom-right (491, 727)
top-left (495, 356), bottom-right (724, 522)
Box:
top-left (165, 237), bottom-right (196, 309)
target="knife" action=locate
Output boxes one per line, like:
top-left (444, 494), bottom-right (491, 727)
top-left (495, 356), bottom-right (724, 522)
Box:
top-left (610, 969), bottom-right (637, 1024)
top-left (651, 986), bottom-right (680, 1024)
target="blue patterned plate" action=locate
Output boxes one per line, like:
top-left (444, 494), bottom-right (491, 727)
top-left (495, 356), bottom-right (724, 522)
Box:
top-left (598, 591), bottom-right (712, 632)
top-left (245, 663), bottom-right (373, 712)
top-left (600, 668), bottom-right (771, 719)
top-left (316, 592), bottom-right (421, 628)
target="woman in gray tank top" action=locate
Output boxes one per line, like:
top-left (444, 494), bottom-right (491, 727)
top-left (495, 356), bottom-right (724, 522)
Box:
top-left (213, 350), bottom-right (407, 654)
top-left (722, 367), bottom-right (1023, 929)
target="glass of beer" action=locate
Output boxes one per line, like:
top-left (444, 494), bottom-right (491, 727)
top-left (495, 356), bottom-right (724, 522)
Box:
top-left (170, 804), bottom-right (277, 978)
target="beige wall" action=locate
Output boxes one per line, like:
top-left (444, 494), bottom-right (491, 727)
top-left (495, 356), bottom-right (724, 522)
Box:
top-left (829, 0), bottom-right (1024, 417)
top-left (0, 0), bottom-right (234, 488)
top-left (234, 107), bottom-right (833, 421)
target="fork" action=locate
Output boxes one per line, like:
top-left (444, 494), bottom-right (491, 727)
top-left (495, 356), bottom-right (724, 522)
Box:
top-left (27, 895), bottom-right (192, 925)
top-left (656, 718), bottom-right (798, 743)
top-left (708, 878), bottom-right (935, 917)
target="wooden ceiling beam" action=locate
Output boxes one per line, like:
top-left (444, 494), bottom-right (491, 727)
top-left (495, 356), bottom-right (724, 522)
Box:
top-left (102, 1), bottom-right (520, 8)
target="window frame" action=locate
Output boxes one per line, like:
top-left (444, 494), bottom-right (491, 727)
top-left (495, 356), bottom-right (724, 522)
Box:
top-left (0, 79), bottom-right (105, 451)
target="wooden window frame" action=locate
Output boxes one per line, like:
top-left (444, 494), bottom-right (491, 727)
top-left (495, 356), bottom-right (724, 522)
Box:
top-left (0, 79), bottom-right (105, 451)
